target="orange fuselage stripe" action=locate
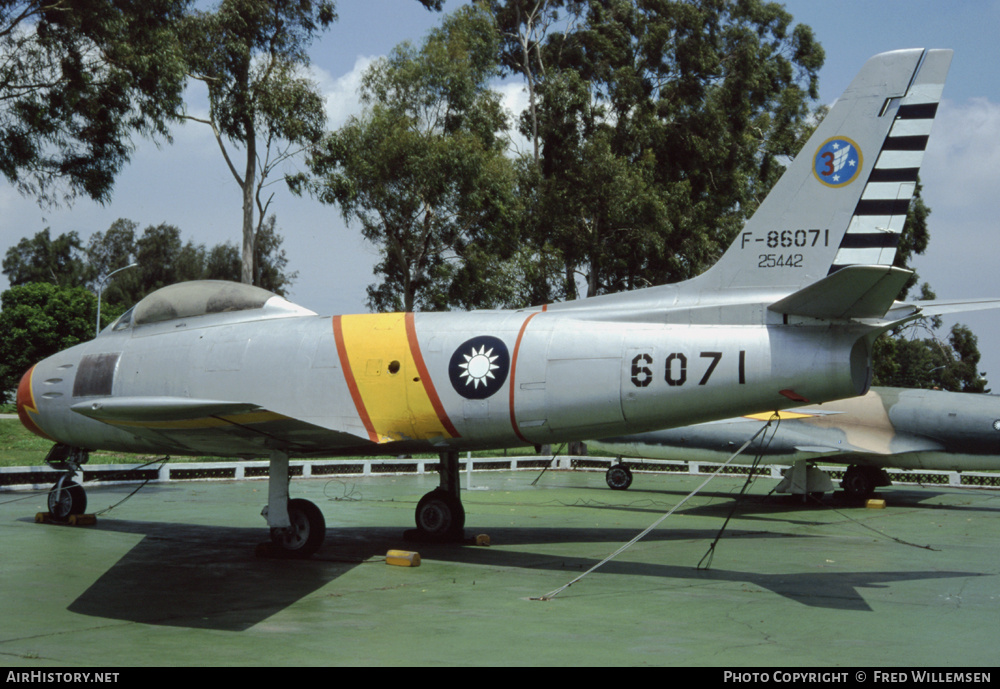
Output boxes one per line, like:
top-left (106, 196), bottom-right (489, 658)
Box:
top-left (509, 312), bottom-right (541, 444)
top-left (405, 313), bottom-right (460, 438)
top-left (332, 315), bottom-right (379, 442)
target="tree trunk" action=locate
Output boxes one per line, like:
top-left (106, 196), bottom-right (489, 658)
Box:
top-left (241, 123), bottom-right (257, 285)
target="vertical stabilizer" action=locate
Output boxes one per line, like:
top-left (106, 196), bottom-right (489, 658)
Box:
top-left (695, 49), bottom-right (952, 295)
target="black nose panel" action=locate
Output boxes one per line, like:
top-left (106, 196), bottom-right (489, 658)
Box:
top-left (72, 353), bottom-right (121, 397)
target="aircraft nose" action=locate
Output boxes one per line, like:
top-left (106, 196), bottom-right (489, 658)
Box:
top-left (16, 365), bottom-right (53, 441)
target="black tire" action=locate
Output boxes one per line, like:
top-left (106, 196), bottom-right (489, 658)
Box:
top-left (841, 465), bottom-right (876, 500)
top-left (415, 488), bottom-right (465, 539)
top-left (606, 464), bottom-right (633, 491)
top-left (270, 498), bottom-right (326, 558)
top-left (48, 478), bottom-right (87, 522)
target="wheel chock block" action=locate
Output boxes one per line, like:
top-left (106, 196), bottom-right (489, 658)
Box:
top-left (386, 549), bottom-right (421, 567)
top-left (865, 499), bottom-right (886, 509)
top-left (475, 534), bottom-right (491, 546)
top-left (34, 513), bottom-right (96, 525)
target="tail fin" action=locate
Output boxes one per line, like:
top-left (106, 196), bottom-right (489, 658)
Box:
top-left (696, 49), bottom-right (952, 294)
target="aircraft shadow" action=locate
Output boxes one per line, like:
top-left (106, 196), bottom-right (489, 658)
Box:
top-left (565, 481), bottom-right (1000, 523)
top-left (61, 517), bottom-right (981, 630)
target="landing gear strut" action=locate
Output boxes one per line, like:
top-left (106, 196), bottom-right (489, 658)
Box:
top-left (261, 450), bottom-right (325, 558)
top-left (410, 450), bottom-right (466, 542)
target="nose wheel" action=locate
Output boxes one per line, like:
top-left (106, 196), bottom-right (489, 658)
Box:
top-left (43, 445), bottom-right (90, 523)
top-left (47, 474), bottom-right (88, 522)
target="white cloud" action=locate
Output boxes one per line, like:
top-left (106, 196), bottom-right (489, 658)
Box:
top-left (923, 97), bottom-right (1000, 211)
top-left (493, 78), bottom-right (532, 158)
top-left (313, 55), bottom-right (378, 130)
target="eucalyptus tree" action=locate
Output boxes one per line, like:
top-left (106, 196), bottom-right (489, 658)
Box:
top-left (492, 0), bottom-right (825, 299)
top-left (295, 4), bottom-right (517, 312)
top-left (0, 0), bottom-right (189, 205)
top-left (1, 228), bottom-right (91, 287)
top-left (180, 0), bottom-right (336, 286)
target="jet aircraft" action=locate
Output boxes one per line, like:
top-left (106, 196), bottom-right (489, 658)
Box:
top-left (15, 49), bottom-right (996, 557)
top-left (592, 387), bottom-right (1000, 498)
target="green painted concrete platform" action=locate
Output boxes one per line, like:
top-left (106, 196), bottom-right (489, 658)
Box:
top-left (1, 469), bottom-right (998, 667)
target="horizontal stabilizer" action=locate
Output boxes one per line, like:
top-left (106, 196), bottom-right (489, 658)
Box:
top-left (768, 265), bottom-right (911, 319)
top-left (908, 298), bottom-right (1000, 318)
top-left (879, 297), bottom-right (1000, 333)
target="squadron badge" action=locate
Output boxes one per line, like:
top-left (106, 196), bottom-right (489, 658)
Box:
top-left (448, 336), bottom-right (510, 399)
top-left (813, 137), bottom-right (863, 188)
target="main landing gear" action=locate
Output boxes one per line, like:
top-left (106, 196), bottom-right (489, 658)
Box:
top-left (840, 464), bottom-right (891, 500)
top-left (261, 450), bottom-right (326, 558)
top-left (410, 450), bottom-right (467, 542)
top-left (261, 449), bottom-right (470, 557)
top-left (605, 460), bottom-right (633, 490)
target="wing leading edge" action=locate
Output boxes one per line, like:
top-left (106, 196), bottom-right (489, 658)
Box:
top-left (70, 397), bottom-right (374, 457)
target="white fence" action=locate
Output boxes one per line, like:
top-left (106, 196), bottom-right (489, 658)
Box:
top-left (2, 455), bottom-right (999, 491)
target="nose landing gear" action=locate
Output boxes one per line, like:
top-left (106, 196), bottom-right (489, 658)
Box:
top-left (42, 444), bottom-right (90, 523)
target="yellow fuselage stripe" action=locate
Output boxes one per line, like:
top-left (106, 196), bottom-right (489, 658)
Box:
top-left (334, 313), bottom-right (456, 444)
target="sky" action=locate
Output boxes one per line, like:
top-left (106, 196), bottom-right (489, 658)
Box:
top-left (3, 0), bottom-right (1000, 385)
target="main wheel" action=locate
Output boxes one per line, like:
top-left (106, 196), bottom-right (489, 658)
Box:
top-left (606, 464), bottom-right (633, 490)
top-left (841, 465), bottom-right (877, 500)
top-left (415, 488), bottom-right (465, 539)
top-left (48, 477), bottom-right (87, 522)
top-left (270, 498), bottom-right (326, 558)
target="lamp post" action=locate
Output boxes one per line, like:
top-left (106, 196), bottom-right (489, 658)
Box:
top-left (96, 263), bottom-right (138, 336)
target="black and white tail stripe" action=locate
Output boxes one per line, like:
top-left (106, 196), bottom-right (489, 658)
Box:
top-left (829, 85), bottom-right (944, 274)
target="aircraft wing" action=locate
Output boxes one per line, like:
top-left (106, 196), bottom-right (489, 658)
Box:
top-left (70, 397), bottom-right (374, 457)
top-left (777, 414), bottom-right (948, 458)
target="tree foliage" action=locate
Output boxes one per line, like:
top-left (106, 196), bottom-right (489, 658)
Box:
top-left (0, 0), bottom-right (190, 205)
top-left (179, 0), bottom-right (336, 286)
top-left (297, 4), bottom-right (517, 312)
top-left (492, 0), bottom-right (825, 300)
top-left (1, 228), bottom-right (91, 287)
top-left (869, 181), bottom-right (988, 392)
top-left (3, 218), bottom-right (298, 310)
top-left (0, 282), bottom-right (99, 403)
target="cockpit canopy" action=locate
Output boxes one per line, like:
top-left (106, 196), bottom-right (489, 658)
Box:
top-left (108, 280), bottom-right (316, 332)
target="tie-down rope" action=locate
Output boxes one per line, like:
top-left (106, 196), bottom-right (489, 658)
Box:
top-left (531, 417), bottom-right (775, 601)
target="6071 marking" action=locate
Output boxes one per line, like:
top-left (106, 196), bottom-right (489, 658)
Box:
top-left (630, 351), bottom-right (745, 388)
